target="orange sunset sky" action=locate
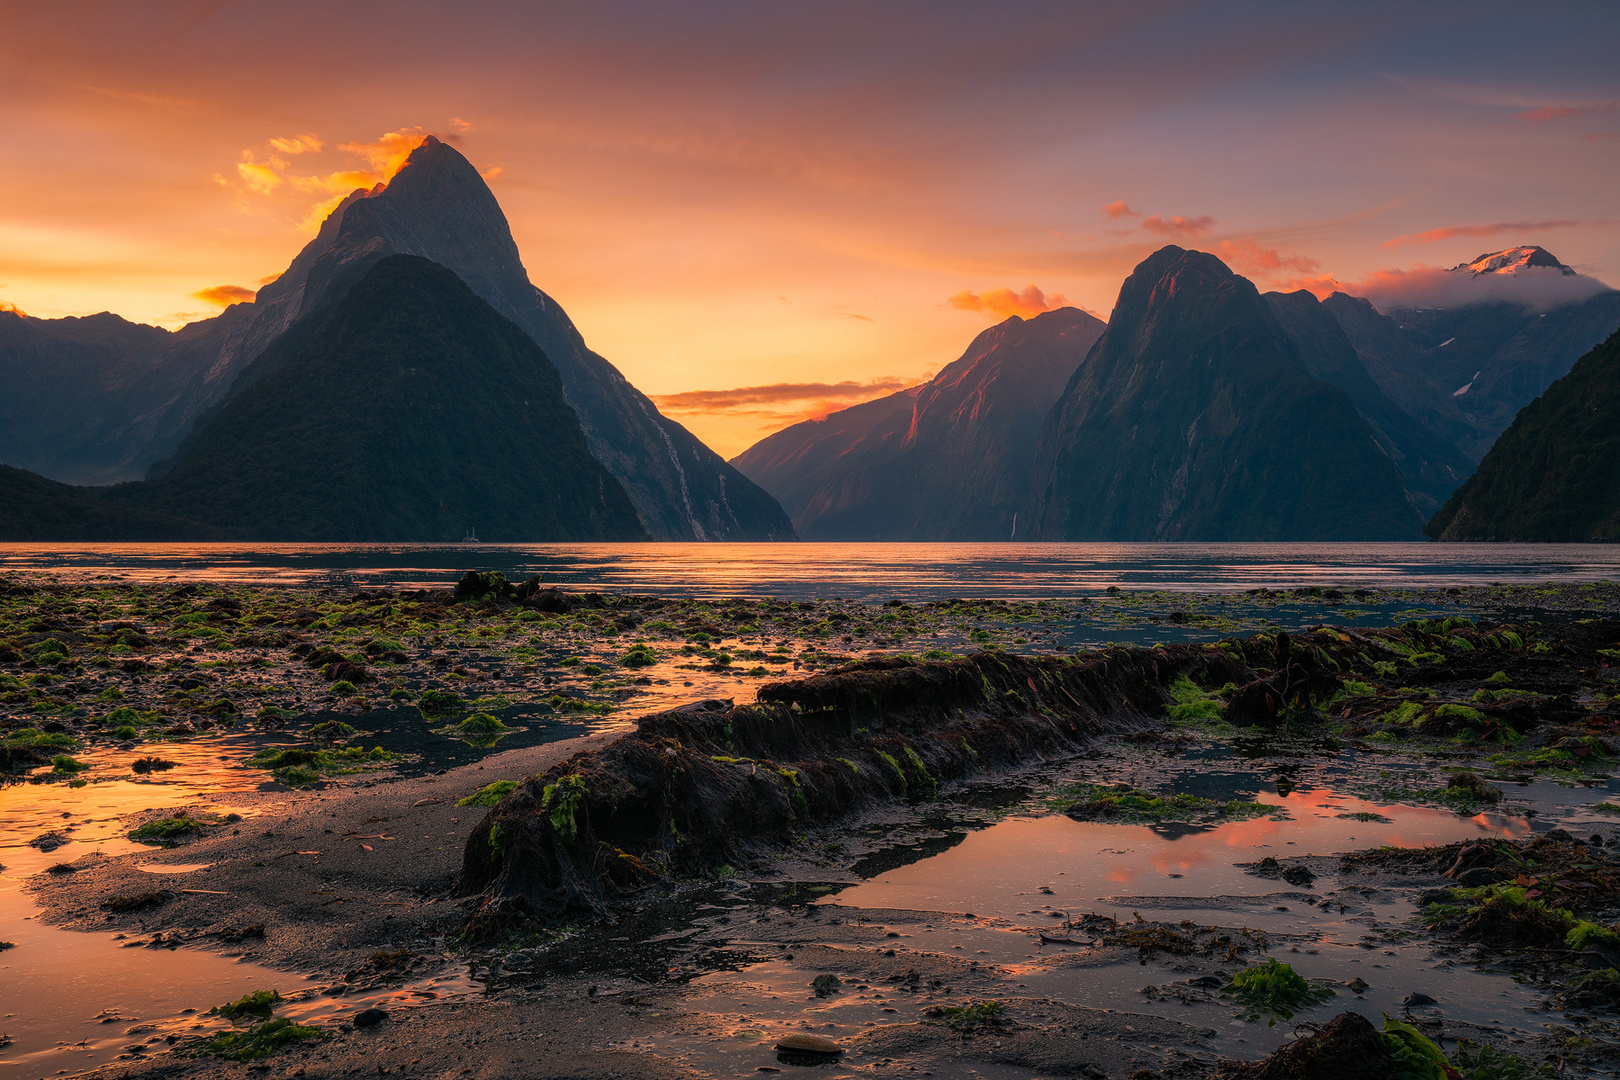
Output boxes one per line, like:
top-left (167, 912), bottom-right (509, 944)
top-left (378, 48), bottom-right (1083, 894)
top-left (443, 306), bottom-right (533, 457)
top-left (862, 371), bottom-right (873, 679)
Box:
top-left (2, 1), bottom-right (1617, 457)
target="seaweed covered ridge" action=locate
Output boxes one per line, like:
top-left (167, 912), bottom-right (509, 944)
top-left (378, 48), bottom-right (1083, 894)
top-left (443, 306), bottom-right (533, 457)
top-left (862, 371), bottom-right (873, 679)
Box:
top-left (456, 642), bottom-right (1255, 931)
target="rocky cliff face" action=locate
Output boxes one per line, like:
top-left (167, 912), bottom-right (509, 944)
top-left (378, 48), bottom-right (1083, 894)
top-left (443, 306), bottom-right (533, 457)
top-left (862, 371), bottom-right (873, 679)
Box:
top-left (1031, 247), bottom-right (1422, 540)
top-left (1427, 327), bottom-right (1620, 541)
top-left (732, 308), bottom-right (1104, 540)
top-left (108, 256), bottom-right (648, 542)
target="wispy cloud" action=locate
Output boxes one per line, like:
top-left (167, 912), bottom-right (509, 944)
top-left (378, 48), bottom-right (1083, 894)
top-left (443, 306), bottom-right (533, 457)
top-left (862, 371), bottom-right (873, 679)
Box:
top-left (1314, 263), bottom-right (1612, 313)
top-left (192, 284), bottom-right (257, 306)
top-left (946, 283), bottom-right (1067, 320)
top-left (1141, 213), bottom-right (1215, 239)
top-left (1215, 237), bottom-right (1320, 278)
top-left (651, 378), bottom-right (912, 413)
top-left (1516, 102), bottom-right (1617, 124)
top-left (1102, 200), bottom-right (1138, 219)
top-left (1381, 219), bottom-right (1582, 248)
top-left (267, 134), bottom-right (325, 155)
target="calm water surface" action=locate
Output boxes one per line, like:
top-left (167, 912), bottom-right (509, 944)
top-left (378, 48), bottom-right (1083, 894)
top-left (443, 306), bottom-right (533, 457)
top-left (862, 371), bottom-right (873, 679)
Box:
top-left (3, 542), bottom-right (1619, 597)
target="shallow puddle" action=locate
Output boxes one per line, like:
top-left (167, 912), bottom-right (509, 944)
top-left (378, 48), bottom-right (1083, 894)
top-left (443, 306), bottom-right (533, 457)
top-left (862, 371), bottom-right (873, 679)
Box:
top-left (0, 741), bottom-right (489, 1077)
top-left (830, 788), bottom-right (1528, 922)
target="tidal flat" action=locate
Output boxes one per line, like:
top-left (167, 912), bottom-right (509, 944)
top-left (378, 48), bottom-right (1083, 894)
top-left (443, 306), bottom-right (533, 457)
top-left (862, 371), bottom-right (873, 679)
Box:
top-left (3, 572), bottom-right (1620, 1079)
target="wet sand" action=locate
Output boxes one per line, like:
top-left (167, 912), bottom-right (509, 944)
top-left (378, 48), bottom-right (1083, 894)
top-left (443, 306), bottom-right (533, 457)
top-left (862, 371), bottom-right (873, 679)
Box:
top-left (6, 577), bottom-right (1620, 1078)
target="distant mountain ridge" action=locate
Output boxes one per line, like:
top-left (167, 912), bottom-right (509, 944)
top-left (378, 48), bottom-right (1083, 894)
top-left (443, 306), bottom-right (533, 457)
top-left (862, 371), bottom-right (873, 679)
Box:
top-left (1428, 326), bottom-right (1620, 540)
top-left (1323, 247), bottom-right (1620, 462)
top-left (1262, 290), bottom-right (1472, 516)
top-left (1452, 245), bottom-right (1573, 276)
top-left (1032, 246), bottom-right (1424, 540)
top-left (733, 308), bottom-right (1104, 540)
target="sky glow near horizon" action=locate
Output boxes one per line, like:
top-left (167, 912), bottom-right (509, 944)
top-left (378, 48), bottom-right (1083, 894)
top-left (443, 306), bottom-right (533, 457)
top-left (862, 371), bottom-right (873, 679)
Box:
top-left (1, 0), bottom-right (1617, 457)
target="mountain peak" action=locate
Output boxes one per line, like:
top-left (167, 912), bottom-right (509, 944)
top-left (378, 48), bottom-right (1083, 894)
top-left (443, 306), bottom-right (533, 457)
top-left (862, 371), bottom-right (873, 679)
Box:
top-left (1450, 246), bottom-right (1572, 276)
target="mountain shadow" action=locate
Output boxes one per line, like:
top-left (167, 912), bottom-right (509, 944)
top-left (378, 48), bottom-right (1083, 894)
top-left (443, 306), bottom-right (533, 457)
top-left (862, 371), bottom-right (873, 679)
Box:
top-left (1031, 246), bottom-right (1423, 541)
top-left (0, 464), bottom-right (214, 541)
top-left (1321, 250), bottom-right (1620, 463)
top-left (1263, 290), bottom-right (1473, 515)
top-left (732, 308), bottom-right (1105, 540)
top-left (105, 255), bottom-right (647, 542)
top-left (1427, 327), bottom-right (1620, 541)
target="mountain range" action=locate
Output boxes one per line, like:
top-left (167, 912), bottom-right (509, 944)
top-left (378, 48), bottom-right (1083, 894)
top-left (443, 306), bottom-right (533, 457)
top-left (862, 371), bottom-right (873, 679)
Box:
top-left (1427, 326), bottom-right (1620, 541)
top-left (732, 308), bottom-right (1105, 540)
top-left (0, 138), bottom-right (791, 541)
top-left (732, 244), bottom-right (1619, 542)
top-left (4, 134), bottom-right (1616, 546)
top-left (1030, 247), bottom-right (1423, 540)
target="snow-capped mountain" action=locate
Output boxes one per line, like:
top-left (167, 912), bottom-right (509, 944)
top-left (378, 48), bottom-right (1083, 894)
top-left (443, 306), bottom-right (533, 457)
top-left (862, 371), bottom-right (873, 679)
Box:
top-left (1451, 246), bottom-right (1574, 276)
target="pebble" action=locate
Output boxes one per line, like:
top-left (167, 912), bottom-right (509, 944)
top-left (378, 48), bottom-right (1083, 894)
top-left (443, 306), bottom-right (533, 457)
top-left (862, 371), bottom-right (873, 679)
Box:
top-left (353, 1008), bottom-right (389, 1028)
top-left (775, 1033), bottom-right (842, 1054)
top-left (1402, 992), bottom-right (1437, 1007)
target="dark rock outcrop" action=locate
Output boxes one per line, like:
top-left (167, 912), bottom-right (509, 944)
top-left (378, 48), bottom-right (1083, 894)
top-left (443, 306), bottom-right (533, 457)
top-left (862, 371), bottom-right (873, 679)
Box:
top-left (1031, 246), bottom-right (1423, 540)
top-left (732, 308), bottom-right (1104, 539)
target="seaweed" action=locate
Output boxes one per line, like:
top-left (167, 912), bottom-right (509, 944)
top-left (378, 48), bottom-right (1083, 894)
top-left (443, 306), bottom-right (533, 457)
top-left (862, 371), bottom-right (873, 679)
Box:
top-left (210, 989), bottom-right (281, 1022)
top-left (130, 814), bottom-right (211, 844)
top-left (189, 1018), bottom-right (323, 1061)
top-left (458, 779), bottom-right (520, 807)
top-left (1224, 957), bottom-right (1335, 1024)
top-left (1055, 783), bottom-right (1278, 823)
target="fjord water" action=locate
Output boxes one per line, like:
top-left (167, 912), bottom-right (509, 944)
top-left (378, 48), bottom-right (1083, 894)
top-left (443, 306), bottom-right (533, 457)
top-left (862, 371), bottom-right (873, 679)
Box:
top-left (4, 541), bottom-right (1620, 597)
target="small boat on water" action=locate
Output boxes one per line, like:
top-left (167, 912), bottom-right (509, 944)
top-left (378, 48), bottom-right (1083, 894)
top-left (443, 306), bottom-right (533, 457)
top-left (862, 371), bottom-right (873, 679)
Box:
top-left (462, 527), bottom-right (479, 543)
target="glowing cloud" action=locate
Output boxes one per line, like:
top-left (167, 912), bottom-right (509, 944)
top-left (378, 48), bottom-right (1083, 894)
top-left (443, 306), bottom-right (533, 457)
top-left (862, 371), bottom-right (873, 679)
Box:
top-left (236, 157), bottom-right (285, 195)
top-left (268, 134), bottom-right (325, 154)
top-left (338, 128), bottom-right (430, 180)
top-left (1215, 238), bottom-right (1320, 278)
top-left (1333, 264), bottom-right (1612, 313)
top-left (231, 129), bottom-right (435, 231)
top-left (947, 284), bottom-right (1067, 320)
top-left (0, 299), bottom-right (29, 317)
top-left (1141, 213), bottom-right (1215, 239)
top-left (192, 284), bottom-right (257, 307)
top-left (651, 378), bottom-right (912, 414)
top-left (1516, 102), bottom-right (1616, 123)
top-left (1381, 220), bottom-right (1582, 248)
top-left (1102, 200), bottom-right (1138, 219)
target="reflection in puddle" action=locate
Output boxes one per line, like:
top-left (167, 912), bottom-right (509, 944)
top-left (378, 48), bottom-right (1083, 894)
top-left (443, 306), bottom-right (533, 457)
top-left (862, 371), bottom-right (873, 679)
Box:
top-left (0, 746), bottom-right (470, 1075)
top-left (830, 787), bottom-right (1528, 922)
top-left (780, 781), bottom-right (1552, 1055)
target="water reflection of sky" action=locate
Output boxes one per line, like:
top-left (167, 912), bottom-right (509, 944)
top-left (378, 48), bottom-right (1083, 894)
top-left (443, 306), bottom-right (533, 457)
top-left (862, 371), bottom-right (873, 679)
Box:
top-left (0, 746), bottom-right (476, 1076)
top-left (3, 541), bottom-right (1619, 597)
top-left (828, 787), bottom-right (1528, 920)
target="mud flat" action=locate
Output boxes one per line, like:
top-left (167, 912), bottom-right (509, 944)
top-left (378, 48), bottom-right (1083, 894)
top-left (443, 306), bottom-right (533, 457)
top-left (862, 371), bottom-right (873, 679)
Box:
top-left (5, 575), bottom-right (1620, 1078)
